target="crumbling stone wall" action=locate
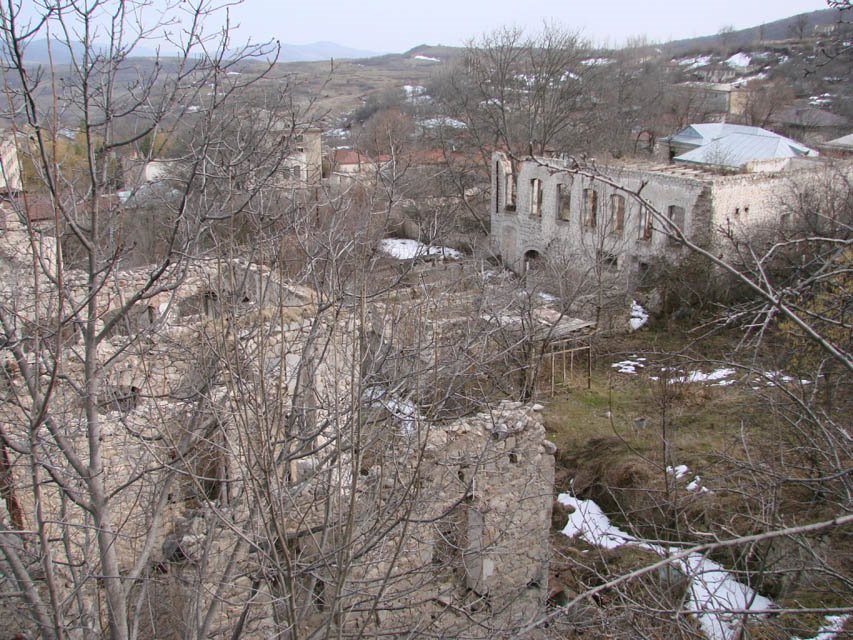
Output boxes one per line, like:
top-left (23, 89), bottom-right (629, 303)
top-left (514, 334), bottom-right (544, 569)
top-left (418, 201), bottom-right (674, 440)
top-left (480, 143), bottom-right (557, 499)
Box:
top-left (282, 400), bottom-right (555, 638)
top-left (490, 152), bottom-right (853, 291)
top-left (0, 211), bottom-right (556, 639)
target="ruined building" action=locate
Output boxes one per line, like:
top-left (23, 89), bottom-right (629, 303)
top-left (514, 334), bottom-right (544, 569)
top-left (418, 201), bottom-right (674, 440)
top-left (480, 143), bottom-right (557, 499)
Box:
top-left (0, 208), bottom-right (554, 639)
top-left (490, 125), bottom-right (848, 286)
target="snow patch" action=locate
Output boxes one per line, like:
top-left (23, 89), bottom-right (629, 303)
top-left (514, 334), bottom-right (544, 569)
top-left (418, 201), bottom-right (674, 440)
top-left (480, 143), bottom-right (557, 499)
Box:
top-left (558, 493), bottom-right (775, 640)
top-left (379, 238), bottom-right (461, 260)
top-left (672, 368), bottom-right (736, 384)
top-left (809, 93), bottom-right (834, 107)
top-left (686, 476), bottom-right (706, 492)
top-left (362, 386), bottom-right (422, 436)
top-left (418, 116), bottom-right (466, 129)
top-left (560, 494), bottom-right (636, 549)
top-left (413, 55), bottom-right (440, 62)
top-left (667, 464), bottom-right (689, 480)
top-left (403, 84), bottom-right (426, 97)
top-left (678, 55), bottom-right (713, 69)
top-left (611, 356), bottom-right (645, 375)
top-left (731, 72), bottom-right (767, 87)
top-left (580, 57), bottom-right (613, 66)
top-left (725, 52), bottom-right (751, 68)
top-left (792, 615), bottom-right (850, 640)
top-left (629, 300), bottom-right (649, 331)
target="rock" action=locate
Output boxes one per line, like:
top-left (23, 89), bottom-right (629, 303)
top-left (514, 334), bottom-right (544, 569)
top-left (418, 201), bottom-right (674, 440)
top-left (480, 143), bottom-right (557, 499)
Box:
top-left (551, 499), bottom-right (570, 531)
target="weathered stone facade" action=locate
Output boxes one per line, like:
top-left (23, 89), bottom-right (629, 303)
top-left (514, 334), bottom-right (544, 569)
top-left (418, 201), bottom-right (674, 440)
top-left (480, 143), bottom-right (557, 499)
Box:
top-left (0, 210), bottom-right (555, 638)
top-left (490, 151), bottom-right (851, 284)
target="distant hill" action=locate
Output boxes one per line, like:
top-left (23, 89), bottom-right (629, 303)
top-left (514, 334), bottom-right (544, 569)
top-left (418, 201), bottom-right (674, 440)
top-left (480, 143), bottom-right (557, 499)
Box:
top-left (662, 9), bottom-right (842, 55)
top-left (8, 38), bottom-right (383, 65)
top-left (7, 39), bottom-right (162, 65)
top-left (277, 41), bottom-right (384, 62)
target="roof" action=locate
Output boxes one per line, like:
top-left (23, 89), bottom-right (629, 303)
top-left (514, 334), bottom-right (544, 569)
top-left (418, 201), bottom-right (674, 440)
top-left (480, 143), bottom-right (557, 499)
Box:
top-left (331, 149), bottom-right (390, 166)
top-left (819, 132), bottom-right (853, 151)
top-left (772, 107), bottom-right (848, 128)
top-left (670, 123), bottom-right (817, 169)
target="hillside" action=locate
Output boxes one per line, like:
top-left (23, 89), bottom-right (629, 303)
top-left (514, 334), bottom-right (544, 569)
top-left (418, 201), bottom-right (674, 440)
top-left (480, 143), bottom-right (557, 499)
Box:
top-left (661, 8), bottom-right (842, 55)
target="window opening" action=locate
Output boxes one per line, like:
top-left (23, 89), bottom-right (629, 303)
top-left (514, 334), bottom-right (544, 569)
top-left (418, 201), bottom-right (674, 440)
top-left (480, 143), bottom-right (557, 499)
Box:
top-left (583, 188), bottom-right (598, 227)
top-left (639, 207), bottom-right (653, 241)
top-left (530, 178), bottom-right (542, 216)
top-left (610, 194), bottom-right (625, 235)
top-left (667, 205), bottom-right (685, 246)
top-left (558, 182), bottom-right (571, 221)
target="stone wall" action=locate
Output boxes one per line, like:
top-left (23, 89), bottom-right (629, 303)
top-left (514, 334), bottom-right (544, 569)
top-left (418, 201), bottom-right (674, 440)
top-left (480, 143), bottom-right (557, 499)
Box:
top-left (491, 152), bottom-right (853, 293)
top-left (491, 152), bottom-right (707, 283)
top-left (0, 215), bottom-right (556, 639)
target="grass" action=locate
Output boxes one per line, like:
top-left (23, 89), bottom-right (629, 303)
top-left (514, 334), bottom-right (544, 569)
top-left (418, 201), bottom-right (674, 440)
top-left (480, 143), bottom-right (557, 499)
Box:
top-left (543, 326), bottom-right (852, 638)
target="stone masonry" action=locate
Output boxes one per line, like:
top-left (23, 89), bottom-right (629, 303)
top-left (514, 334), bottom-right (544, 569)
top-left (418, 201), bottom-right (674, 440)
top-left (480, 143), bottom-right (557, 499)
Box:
top-left (490, 151), bottom-right (852, 285)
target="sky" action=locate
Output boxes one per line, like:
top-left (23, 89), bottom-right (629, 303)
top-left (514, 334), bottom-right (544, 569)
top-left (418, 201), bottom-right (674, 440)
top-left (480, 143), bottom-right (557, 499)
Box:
top-left (227, 0), bottom-right (831, 53)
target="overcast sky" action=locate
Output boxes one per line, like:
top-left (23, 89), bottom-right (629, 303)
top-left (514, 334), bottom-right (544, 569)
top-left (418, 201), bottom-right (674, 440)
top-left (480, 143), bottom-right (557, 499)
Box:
top-left (227, 0), bottom-right (830, 53)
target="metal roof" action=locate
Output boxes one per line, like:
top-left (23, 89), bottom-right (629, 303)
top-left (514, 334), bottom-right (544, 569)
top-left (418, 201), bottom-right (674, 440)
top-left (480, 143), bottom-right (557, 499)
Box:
top-left (821, 132), bottom-right (853, 150)
top-left (670, 123), bottom-right (816, 169)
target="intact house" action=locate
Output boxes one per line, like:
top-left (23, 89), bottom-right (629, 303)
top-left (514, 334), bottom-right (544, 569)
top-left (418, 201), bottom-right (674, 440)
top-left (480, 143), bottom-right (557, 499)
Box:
top-left (490, 124), bottom-right (849, 295)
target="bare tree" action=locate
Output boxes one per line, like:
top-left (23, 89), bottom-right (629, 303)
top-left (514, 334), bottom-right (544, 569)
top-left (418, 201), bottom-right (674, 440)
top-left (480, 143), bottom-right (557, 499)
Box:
top-left (435, 24), bottom-right (591, 161)
top-left (788, 13), bottom-right (811, 41)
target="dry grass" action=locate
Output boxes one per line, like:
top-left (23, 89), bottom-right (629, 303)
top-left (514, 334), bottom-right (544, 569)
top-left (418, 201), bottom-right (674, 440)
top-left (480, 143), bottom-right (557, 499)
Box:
top-left (542, 329), bottom-right (852, 638)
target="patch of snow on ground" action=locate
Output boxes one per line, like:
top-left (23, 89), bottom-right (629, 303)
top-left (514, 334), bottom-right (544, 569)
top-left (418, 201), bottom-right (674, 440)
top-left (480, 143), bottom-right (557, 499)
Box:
top-left (580, 57), bottom-right (612, 66)
top-left (559, 494), bottom-right (637, 549)
top-left (673, 368), bottom-right (736, 384)
top-left (763, 370), bottom-right (794, 386)
top-left (413, 55), bottom-right (440, 62)
top-left (539, 292), bottom-right (558, 304)
top-left (680, 554), bottom-right (773, 640)
top-left (403, 84), bottom-right (426, 97)
top-left (418, 116), bottom-right (466, 129)
top-left (725, 52), bottom-right (751, 68)
top-left (792, 615), bottom-right (850, 640)
top-left (731, 72), bottom-right (767, 87)
top-left (379, 238), bottom-right (461, 260)
top-left (809, 93), bottom-right (834, 106)
top-left (667, 464), bottom-right (689, 479)
top-left (611, 357), bottom-right (645, 374)
top-left (686, 476), bottom-right (703, 492)
top-left (558, 493), bottom-right (774, 640)
top-left (362, 386), bottom-right (422, 435)
top-left (678, 55), bottom-right (713, 68)
top-left (629, 300), bottom-right (649, 330)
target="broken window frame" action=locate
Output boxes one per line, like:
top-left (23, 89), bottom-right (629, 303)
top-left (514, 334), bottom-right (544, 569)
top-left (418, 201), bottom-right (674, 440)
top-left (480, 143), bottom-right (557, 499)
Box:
top-left (494, 161), bottom-right (502, 214)
top-left (639, 206), bottom-right (653, 241)
top-left (505, 170), bottom-right (516, 212)
top-left (667, 205), bottom-right (685, 246)
top-left (557, 182), bottom-right (571, 222)
top-left (609, 194), bottom-right (625, 235)
top-left (582, 188), bottom-right (598, 228)
top-left (529, 178), bottom-right (542, 217)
